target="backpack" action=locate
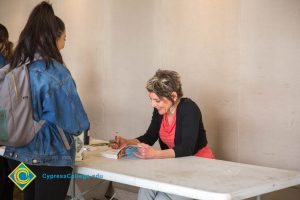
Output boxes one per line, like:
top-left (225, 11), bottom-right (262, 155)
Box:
top-left (0, 60), bottom-right (70, 149)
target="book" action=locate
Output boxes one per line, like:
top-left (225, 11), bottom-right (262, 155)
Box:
top-left (89, 138), bottom-right (111, 146)
top-left (83, 138), bottom-right (112, 152)
top-left (100, 145), bottom-right (140, 159)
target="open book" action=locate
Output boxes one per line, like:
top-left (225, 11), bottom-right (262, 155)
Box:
top-left (100, 145), bottom-right (140, 159)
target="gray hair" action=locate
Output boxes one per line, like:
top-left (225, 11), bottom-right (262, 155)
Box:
top-left (146, 69), bottom-right (183, 103)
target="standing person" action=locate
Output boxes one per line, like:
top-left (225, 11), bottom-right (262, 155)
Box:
top-left (0, 23), bottom-right (13, 67)
top-left (0, 23), bottom-right (14, 200)
top-left (110, 69), bottom-right (214, 200)
top-left (3, 2), bottom-right (89, 200)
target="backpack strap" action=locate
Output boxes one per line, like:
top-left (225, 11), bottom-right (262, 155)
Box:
top-left (56, 126), bottom-right (71, 150)
top-left (33, 120), bottom-right (70, 150)
top-left (33, 120), bottom-right (45, 134)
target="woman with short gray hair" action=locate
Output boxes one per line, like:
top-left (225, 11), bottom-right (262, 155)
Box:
top-left (110, 69), bottom-right (214, 200)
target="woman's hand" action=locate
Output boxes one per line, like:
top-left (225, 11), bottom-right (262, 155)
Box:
top-left (135, 143), bottom-right (159, 159)
top-left (135, 143), bottom-right (176, 159)
top-left (109, 136), bottom-right (128, 149)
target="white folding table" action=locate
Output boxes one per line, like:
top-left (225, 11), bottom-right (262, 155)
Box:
top-left (75, 149), bottom-right (300, 200)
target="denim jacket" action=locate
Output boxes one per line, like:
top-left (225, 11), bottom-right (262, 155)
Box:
top-left (0, 53), bottom-right (6, 68)
top-left (4, 59), bottom-right (89, 167)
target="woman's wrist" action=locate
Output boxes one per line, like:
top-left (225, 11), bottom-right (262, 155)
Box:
top-left (157, 149), bottom-right (175, 159)
top-left (154, 149), bottom-right (161, 159)
top-left (127, 138), bottom-right (140, 146)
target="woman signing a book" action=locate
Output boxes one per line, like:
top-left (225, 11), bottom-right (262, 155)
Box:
top-left (110, 69), bottom-right (214, 200)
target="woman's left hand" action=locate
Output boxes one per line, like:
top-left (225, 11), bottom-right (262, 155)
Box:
top-left (135, 143), bottom-right (159, 159)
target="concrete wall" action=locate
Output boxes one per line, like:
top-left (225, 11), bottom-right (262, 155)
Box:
top-left (1, 0), bottom-right (299, 199)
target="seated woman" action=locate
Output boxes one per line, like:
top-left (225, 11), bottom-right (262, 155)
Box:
top-left (110, 69), bottom-right (214, 200)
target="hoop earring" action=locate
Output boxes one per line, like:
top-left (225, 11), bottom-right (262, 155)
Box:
top-left (169, 105), bottom-right (176, 114)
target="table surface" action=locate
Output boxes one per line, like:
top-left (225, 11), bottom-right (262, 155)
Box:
top-left (75, 147), bottom-right (300, 200)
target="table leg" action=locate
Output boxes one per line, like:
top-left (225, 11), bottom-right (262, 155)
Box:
top-left (71, 180), bottom-right (109, 200)
top-left (73, 175), bottom-right (76, 199)
top-left (256, 195), bottom-right (261, 200)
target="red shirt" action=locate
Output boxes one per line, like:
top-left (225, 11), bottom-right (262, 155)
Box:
top-left (159, 112), bottom-right (176, 148)
top-left (160, 112), bottom-right (214, 159)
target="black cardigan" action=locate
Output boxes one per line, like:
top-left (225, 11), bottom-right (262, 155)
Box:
top-left (137, 98), bottom-right (208, 157)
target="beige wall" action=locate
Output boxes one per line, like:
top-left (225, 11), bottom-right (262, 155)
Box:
top-left (1, 0), bottom-right (299, 199)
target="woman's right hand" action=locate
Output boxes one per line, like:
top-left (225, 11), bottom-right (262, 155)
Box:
top-left (109, 135), bottom-right (128, 149)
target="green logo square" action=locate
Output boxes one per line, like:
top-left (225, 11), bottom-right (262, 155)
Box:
top-left (8, 162), bottom-right (36, 190)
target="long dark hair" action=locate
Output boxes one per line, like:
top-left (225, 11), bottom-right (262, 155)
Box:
top-left (0, 24), bottom-right (13, 60)
top-left (10, 1), bottom-right (63, 68)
